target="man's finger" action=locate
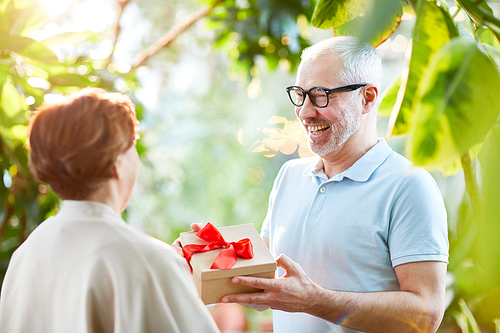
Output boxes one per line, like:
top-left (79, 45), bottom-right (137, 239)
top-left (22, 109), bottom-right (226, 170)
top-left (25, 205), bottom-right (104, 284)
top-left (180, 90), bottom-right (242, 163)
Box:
top-left (231, 276), bottom-right (275, 290)
top-left (276, 254), bottom-right (298, 275)
top-left (222, 292), bottom-right (268, 305)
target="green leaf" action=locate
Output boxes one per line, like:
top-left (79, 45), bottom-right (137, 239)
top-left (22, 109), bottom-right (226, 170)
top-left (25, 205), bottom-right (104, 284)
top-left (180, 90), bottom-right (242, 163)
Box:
top-left (8, 3), bottom-right (45, 36)
top-left (1, 80), bottom-right (27, 118)
top-left (311, 0), bottom-right (369, 29)
top-left (474, 125), bottom-right (500, 292)
top-left (482, 43), bottom-right (500, 70)
top-left (0, 36), bottom-right (58, 63)
top-left (0, 0), bottom-right (12, 13)
top-left (400, 0), bottom-right (417, 15)
top-left (378, 76), bottom-right (400, 117)
top-left (48, 73), bottom-right (91, 87)
top-left (0, 65), bottom-right (9, 86)
top-left (335, 0), bottom-right (402, 46)
top-left (473, 286), bottom-right (500, 327)
top-left (407, 39), bottom-right (500, 168)
top-left (41, 31), bottom-right (102, 48)
top-left (0, 35), bottom-right (32, 52)
top-left (22, 58), bottom-right (68, 77)
top-left (477, 26), bottom-right (500, 50)
top-left (0, 0), bottom-right (45, 36)
top-left (456, 299), bottom-right (481, 333)
top-left (388, 0), bottom-right (458, 136)
top-left (439, 142), bottom-right (481, 176)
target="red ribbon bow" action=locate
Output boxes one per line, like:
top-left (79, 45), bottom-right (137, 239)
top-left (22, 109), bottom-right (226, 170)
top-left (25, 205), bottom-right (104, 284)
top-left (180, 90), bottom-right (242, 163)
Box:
top-left (182, 222), bottom-right (254, 270)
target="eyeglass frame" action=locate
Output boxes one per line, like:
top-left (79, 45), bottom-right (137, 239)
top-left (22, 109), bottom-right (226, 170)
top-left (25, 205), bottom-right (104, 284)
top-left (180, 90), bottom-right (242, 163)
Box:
top-left (286, 83), bottom-right (369, 108)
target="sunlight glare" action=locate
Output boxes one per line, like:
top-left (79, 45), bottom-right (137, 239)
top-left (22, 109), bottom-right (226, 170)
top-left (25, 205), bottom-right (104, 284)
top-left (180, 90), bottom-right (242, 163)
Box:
top-left (37, 0), bottom-right (73, 16)
top-left (90, 40), bottom-right (114, 60)
top-left (38, 0), bottom-right (114, 33)
top-left (25, 96), bottom-right (36, 105)
top-left (27, 77), bottom-right (50, 90)
top-left (44, 94), bottom-right (65, 104)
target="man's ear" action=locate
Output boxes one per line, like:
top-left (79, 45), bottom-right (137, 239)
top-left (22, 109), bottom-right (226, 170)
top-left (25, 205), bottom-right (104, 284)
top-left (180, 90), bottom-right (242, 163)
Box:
top-left (362, 85), bottom-right (379, 114)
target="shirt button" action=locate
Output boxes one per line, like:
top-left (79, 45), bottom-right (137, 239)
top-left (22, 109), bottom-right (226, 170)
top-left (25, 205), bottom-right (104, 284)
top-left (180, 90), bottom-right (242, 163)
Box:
top-left (319, 187), bottom-right (326, 193)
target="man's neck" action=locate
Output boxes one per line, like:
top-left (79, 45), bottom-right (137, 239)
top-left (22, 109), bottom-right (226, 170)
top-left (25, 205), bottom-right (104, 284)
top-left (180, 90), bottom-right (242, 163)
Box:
top-left (321, 136), bottom-right (379, 179)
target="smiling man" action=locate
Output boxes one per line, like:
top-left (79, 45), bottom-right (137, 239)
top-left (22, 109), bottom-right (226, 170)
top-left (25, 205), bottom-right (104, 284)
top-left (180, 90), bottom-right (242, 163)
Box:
top-left (222, 37), bottom-right (449, 333)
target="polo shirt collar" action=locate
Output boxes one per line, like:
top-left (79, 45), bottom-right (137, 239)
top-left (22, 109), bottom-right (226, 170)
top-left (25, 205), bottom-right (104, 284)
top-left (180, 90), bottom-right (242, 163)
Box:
top-left (306, 139), bottom-right (392, 182)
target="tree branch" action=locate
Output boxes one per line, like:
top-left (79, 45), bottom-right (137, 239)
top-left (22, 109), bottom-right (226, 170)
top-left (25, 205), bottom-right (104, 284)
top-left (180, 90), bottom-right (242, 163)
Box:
top-left (130, 0), bottom-right (225, 69)
top-left (105, 0), bottom-right (131, 69)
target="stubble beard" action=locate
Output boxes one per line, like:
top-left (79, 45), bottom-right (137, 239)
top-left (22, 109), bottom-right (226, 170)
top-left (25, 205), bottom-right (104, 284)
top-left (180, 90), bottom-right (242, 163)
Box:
top-left (307, 97), bottom-right (361, 157)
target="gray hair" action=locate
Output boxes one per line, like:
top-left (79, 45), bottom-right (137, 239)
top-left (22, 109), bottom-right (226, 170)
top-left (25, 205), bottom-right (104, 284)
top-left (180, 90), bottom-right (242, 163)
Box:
top-left (301, 36), bottom-right (383, 90)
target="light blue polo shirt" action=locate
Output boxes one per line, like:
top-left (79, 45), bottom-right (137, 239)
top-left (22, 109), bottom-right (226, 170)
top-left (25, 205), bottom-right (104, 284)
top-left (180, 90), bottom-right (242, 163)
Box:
top-left (261, 139), bottom-right (449, 333)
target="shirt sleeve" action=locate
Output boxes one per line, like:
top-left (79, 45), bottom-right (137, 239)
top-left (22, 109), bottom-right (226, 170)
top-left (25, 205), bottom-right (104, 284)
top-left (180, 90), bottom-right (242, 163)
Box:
top-left (388, 169), bottom-right (449, 267)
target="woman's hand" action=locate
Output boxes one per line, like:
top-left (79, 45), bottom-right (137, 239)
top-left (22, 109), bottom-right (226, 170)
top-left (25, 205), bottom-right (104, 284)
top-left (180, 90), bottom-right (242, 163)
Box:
top-left (171, 223), bottom-right (205, 256)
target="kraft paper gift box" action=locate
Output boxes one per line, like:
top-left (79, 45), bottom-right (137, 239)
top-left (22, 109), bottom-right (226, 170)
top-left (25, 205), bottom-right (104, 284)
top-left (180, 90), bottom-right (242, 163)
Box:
top-left (180, 223), bottom-right (277, 305)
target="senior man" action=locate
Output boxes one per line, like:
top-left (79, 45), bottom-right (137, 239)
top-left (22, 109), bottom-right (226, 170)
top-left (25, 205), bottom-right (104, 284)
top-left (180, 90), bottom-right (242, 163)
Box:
top-left (222, 37), bottom-right (449, 333)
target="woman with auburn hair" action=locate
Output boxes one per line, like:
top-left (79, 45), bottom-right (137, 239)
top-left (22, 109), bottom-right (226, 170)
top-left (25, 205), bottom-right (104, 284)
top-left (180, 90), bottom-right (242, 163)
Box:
top-left (0, 88), bottom-right (220, 333)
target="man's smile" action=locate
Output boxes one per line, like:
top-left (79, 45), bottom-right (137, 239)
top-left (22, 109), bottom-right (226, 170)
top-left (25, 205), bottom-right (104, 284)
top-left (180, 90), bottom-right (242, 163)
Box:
top-left (308, 124), bottom-right (330, 134)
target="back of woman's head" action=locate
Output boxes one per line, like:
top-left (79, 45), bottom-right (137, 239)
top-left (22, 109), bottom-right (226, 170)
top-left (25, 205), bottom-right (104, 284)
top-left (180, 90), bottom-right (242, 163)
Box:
top-left (28, 87), bottom-right (139, 200)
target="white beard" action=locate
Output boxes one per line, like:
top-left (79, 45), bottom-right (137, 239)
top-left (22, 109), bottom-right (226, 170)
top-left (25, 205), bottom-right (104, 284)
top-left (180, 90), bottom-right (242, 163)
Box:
top-left (308, 96), bottom-right (361, 157)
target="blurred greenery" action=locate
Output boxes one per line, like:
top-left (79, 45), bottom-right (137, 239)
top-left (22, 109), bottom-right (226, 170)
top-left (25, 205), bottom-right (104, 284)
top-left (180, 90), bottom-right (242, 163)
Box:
top-left (1, 0), bottom-right (500, 331)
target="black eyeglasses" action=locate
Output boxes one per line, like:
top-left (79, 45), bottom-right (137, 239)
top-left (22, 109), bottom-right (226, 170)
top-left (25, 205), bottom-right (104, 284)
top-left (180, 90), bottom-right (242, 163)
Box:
top-left (286, 84), bottom-right (368, 108)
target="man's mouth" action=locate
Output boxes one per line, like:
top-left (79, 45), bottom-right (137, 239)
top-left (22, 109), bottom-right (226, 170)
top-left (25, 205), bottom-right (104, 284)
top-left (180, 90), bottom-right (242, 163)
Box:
top-left (308, 124), bottom-right (330, 135)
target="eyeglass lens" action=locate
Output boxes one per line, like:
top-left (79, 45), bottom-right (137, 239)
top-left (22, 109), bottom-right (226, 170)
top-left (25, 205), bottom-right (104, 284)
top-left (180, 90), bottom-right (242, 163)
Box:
top-left (288, 87), bottom-right (328, 107)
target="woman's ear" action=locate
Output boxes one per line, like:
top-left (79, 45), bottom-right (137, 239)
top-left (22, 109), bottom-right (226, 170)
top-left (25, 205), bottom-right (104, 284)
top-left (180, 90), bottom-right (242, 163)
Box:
top-left (362, 84), bottom-right (379, 114)
top-left (112, 154), bottom-right (123, 179)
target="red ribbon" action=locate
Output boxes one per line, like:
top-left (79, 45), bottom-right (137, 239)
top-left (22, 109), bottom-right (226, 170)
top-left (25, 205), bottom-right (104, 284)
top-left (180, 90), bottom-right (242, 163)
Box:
top-left (182, 222), bottom-right (254, 270)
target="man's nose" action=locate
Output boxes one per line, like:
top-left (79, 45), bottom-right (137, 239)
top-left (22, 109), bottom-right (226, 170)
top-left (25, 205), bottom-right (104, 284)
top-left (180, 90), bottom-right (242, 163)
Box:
top-left (296, 95), bottom-right (317, 119)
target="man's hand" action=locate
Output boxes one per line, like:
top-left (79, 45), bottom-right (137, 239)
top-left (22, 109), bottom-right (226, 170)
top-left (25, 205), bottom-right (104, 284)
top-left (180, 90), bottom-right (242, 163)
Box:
top-left (171, 223), bottom-right (205, 256)
top-left (221, 254), bottom-right (320, 313)
top-left (222, 255), bottom-right (447, 333)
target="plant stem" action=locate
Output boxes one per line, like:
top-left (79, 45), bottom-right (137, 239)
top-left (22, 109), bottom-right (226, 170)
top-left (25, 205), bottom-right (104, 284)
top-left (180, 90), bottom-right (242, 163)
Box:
top-left (460, 152), bottom-right (482, 224)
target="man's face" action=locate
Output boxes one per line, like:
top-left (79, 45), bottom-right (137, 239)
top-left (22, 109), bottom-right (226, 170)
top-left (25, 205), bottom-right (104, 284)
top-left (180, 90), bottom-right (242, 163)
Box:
top-left (294, 57), bottom-right (362, 157)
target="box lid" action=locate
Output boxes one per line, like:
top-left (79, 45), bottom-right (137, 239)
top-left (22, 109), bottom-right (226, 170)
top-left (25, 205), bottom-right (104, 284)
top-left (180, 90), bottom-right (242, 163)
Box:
top-left (180, 224), bottom-right (276, 280)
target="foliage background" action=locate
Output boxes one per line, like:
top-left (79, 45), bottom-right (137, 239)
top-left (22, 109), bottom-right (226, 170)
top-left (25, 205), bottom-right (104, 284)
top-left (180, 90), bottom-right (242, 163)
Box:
top-left (1, 0), bottom-right (500, 331)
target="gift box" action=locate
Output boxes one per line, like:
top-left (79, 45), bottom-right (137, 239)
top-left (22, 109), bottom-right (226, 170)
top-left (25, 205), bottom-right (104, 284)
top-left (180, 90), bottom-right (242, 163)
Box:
top-left (180, 223), bottom-right (277, 304)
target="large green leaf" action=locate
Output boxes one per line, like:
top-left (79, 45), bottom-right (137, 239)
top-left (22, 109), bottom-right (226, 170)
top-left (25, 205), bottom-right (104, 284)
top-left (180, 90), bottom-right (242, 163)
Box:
top-left (407, 39), bottom-right (500, 168)
top-left (388, 1), bottom-right (458, 136)
top-left (474, 124), bottom-right (500, 292)
top-left (335, 0), bottom-right (402, 46)
top-left (311, 0), bottom-right (369, 29)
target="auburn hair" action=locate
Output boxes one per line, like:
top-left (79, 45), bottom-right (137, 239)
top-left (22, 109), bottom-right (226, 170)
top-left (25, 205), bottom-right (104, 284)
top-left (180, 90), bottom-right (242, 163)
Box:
top-left (28, 87), bottom-right (139, 200)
